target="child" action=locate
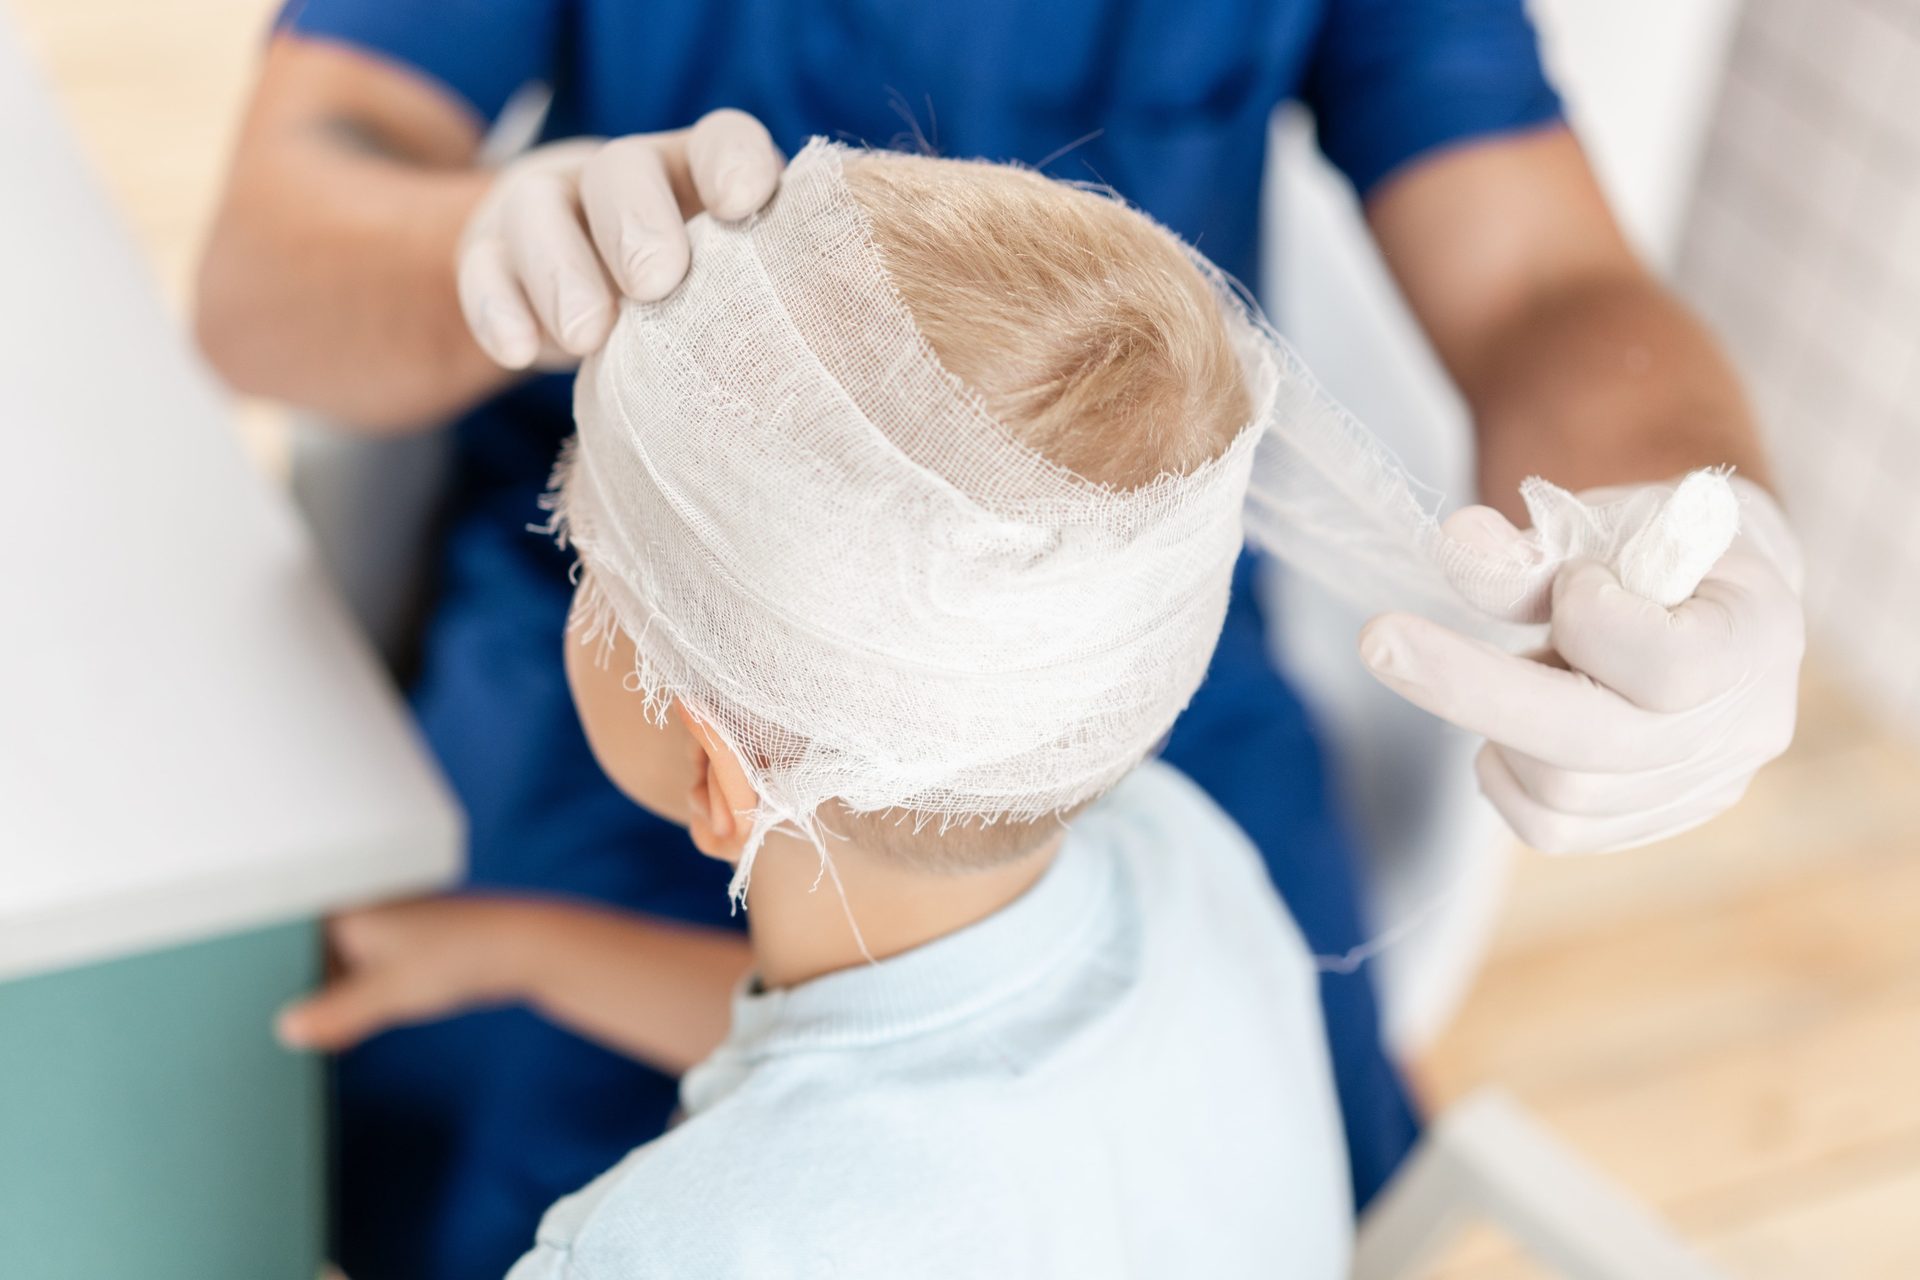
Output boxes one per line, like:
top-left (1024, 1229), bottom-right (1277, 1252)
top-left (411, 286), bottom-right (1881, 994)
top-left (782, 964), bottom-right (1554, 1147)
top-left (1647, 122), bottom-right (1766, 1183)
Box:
top-left (287, 142), bottom-right (1353, 1277)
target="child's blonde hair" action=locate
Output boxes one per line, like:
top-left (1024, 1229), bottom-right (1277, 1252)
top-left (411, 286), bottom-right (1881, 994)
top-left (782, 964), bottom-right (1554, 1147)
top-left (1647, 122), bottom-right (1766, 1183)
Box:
top-left (831, 152), bottom-right (1251, 870)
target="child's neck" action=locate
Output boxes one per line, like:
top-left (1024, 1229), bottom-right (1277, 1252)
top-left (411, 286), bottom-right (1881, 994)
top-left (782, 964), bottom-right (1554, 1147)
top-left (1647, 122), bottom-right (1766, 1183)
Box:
top-left (741, 829), bottom-right (1061, 989)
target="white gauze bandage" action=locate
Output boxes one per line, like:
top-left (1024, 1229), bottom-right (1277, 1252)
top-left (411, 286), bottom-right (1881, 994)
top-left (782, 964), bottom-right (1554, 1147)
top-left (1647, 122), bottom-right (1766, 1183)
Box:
top-left (548, 139), bottom-right (1739, 904)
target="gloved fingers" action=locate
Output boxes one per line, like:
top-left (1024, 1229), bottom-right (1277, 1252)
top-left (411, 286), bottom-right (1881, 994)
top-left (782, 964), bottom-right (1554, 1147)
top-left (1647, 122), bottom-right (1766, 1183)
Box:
top-left (1360, 612), bottom-right (1695, 772)
top-left (1436, 504), bottom-right (1550, 625)
top-left (1688, 545), bottom-right (1808, 666)
top-left (1489, 742), bottom-right (1741, 820)
top-left (1551, 550), bottom-right (1804, 714)
top-left (456, 233), bottom-right (543, 370)
top-left (580, 136), bottom-right (696, 302)
top-left (1443, 504), bottom-right (1526, 550)
top-left (502, 165), bottom-right (618, 357)
top-left (1475, 745), bottom-right (1747, 854)
top-left (1549, 558), bottom-right (1753, 713)
top-left (685, 108), bottom-right (784, 222)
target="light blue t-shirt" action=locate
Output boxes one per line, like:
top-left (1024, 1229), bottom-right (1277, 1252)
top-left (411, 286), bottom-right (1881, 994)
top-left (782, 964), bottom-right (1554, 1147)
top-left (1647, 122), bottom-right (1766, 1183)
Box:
top-left (506, 761), bottom-right (1353, 1279)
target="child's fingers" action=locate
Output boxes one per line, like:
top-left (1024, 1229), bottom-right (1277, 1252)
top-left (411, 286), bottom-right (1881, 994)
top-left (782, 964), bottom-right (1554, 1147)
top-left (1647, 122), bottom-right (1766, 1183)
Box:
top-left (276, 973), bottom-right (420, 1052)
top-left (275, 984), bottom-right (367, 1051)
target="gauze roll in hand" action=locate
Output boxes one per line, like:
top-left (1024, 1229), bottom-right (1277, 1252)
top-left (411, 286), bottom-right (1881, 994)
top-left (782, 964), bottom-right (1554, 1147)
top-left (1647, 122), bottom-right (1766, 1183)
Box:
top-left (1448, 468), bottom-right (1743, 623)
top-left (1360, 474), bottom-right (1805, 854)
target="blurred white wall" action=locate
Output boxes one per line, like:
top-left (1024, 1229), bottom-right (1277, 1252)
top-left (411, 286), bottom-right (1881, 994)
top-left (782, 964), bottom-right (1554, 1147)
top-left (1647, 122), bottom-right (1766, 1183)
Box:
top-left (1534, 0), bottom-right (1746, 267)
top-left (1680, 0), bottom-right (1920, 739)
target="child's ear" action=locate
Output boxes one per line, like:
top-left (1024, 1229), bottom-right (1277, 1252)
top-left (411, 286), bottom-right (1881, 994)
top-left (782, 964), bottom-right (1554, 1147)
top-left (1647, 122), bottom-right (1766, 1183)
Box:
top-left (673, 704), bottom-right (760, 860)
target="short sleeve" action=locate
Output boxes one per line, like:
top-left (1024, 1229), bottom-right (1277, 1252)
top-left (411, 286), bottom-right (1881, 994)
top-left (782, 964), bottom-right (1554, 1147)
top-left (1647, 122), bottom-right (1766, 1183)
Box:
top-left (1301, 0), bottom-right (1564, 198)
top-left (277, 0), bottom-right (562, 126)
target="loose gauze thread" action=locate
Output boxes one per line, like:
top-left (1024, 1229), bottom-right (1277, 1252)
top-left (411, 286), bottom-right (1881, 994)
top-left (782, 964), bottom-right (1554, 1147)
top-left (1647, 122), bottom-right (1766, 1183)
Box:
top-left (546, 138), bottom-right (1742, 963)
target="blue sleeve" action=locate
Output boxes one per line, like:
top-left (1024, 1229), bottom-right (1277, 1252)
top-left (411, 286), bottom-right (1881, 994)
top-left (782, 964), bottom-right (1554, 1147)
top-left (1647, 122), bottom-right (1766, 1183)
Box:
top-left (1301, 0), bottom-right (1564, 198)
top-left (278, 0), bottom-right (563, 125)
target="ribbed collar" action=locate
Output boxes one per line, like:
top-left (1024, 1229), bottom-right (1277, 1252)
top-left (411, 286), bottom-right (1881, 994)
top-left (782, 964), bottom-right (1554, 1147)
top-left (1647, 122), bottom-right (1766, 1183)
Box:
top-left (688, 822), bottom-right (1113, 1106)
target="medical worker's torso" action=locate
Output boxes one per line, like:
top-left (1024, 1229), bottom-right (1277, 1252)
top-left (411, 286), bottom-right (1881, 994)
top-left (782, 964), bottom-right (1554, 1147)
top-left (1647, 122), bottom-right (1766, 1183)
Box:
top-left (279, 2), bottom-right (1559, 1276)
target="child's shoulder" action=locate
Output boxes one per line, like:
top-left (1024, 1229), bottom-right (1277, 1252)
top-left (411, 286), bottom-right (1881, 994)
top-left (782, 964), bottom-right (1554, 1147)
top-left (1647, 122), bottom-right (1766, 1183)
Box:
top-left (1085, 758), bottom-right (1315, 975)
top-left (508, 1083), bottom-right (997, 1280)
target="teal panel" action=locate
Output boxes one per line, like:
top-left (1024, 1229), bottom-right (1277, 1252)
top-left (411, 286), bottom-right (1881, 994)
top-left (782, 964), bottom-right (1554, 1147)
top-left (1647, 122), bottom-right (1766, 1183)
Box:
top-left (0, 921), bottom-right (324, 1280)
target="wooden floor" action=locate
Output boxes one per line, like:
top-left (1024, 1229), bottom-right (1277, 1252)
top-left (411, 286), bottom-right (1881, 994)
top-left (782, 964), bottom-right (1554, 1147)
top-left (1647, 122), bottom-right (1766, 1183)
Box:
top-left (1419, 666), bottom-right (1920, 1278)
top-left (19, 2), bottom-right (1920, 1274)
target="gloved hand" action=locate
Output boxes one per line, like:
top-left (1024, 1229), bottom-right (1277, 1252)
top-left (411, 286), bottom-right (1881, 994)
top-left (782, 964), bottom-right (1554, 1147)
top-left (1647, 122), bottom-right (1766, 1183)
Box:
top-left (456, 109), bottom-right (783, 370)
top-left (1359, 476), bottom-right (1806, 853)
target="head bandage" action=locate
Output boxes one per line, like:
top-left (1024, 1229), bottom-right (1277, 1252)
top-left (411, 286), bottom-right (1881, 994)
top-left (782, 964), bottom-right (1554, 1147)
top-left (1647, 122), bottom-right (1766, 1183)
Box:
top-left (549, 140), bottom-right (1738, 902)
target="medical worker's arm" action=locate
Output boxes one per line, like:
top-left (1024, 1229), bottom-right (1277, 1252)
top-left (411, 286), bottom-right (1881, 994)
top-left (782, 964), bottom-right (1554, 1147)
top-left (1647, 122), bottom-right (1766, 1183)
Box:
top-left (277, 897), bottom-right (751, 1075)
top-left (196, 38), bottom-right (493, 428)
top-left (1359, 125), bottom-right (1805, 853)
top-left (196, 37), bottom-right (780, 429)
top-left (1366, 125), bottom-right (1770, 510)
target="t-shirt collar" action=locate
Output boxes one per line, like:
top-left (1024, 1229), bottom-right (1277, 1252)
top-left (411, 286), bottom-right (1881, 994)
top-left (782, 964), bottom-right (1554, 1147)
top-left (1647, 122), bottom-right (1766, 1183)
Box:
top-left (719, 823), bottom-right (1112, 1060)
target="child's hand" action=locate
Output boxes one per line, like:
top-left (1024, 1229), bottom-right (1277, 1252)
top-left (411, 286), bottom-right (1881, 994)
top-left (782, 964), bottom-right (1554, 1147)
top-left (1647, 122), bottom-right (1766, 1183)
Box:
top-left (277, 897), bottom-right (539, 1051)
top-left (277, 897), bottom-right (751, 1072)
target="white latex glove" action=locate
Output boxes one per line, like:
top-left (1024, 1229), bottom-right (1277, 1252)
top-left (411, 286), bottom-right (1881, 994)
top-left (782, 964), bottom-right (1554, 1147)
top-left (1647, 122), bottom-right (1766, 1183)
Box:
top-left (456, 109), bottom-right (784, 369)
top-left (1359, 477), bottom-right (1806, 853)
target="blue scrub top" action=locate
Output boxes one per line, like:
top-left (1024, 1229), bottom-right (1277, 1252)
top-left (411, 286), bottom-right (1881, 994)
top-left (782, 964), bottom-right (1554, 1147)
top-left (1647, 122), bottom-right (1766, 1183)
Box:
top-left (281, 3), bottom-right (1559, 1278)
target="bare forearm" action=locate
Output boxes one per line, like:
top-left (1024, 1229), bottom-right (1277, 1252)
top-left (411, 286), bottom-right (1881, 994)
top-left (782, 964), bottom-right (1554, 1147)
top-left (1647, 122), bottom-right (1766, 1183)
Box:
top-left (1463, 269), bottom-right (1772, 522)
top-left (1366, 128), bottom-right (1772, 523)
top-left (514, 906), bottom-right (752, 1075)
top-left (195, 38), bottom-right (506, 430)
top-left (198, 150), bottom-right (496, 428)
